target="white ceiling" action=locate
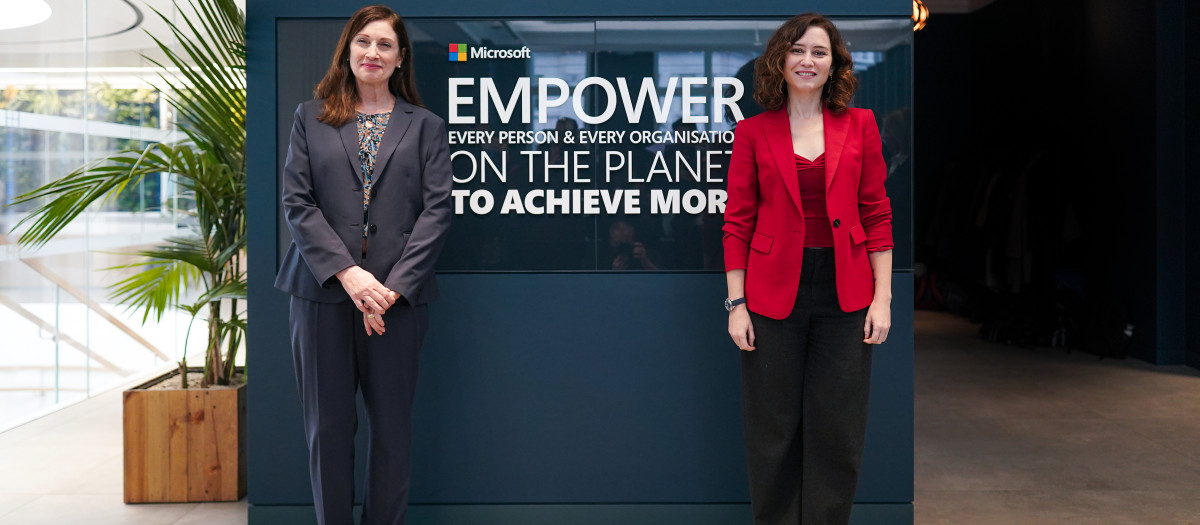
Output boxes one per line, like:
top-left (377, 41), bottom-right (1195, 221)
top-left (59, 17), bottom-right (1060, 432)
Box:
top-left (0, 0), bottom-right (245, 68)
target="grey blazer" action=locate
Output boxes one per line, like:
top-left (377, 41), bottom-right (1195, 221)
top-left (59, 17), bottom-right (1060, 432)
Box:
top-left (274, 97), bottom-right (452, 305)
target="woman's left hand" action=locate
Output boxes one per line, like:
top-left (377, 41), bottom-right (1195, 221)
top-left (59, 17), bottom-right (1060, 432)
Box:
top-left (863, 301), bottom-right (891, 344)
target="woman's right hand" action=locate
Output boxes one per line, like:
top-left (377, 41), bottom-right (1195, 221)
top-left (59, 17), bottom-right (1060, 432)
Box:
top-left (364, 311), bottom-right (386, 336)
top-left (361, 291), bottom-right (402, 336)
top-left (728, 306), bottom-right (756, 351)
top-left (336, 266), bottom-right (395, 315)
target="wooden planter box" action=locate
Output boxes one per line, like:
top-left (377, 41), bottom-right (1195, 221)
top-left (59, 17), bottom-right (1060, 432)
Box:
top-left (123, 368), bottom-right (246, 503)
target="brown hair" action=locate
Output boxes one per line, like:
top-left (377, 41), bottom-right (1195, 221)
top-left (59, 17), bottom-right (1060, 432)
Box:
top-left (315, 5), bottom-right (423, 126)
top-left (753, 13), bottom-right (857, 114)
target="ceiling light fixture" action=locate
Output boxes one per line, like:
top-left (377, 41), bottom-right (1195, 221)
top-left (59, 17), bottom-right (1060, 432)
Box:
top-left (0, 0), bottom-right (52, 31)
top-left (912, 0), bottom-right (929, 32)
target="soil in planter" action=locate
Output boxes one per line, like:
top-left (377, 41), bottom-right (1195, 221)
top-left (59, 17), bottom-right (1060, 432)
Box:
top-left (146, 374), bottom-right (246, 390)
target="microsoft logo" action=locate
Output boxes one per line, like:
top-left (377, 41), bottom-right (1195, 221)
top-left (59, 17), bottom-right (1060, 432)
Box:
top-left (448, 44), bottom-right (532, 62)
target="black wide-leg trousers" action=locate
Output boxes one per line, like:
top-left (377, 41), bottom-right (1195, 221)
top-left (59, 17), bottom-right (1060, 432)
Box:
top-left (290, 295), bottom-right (428, 525)
top-left (741, 247), bottom-right (873, 525)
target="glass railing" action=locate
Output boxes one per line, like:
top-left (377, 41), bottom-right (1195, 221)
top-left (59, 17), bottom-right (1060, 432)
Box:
top-left (0, 0), bottom-right (216, 431)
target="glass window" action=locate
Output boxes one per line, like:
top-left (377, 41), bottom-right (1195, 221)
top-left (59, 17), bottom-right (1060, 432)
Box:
top-left (0, 1), bottom-right (204, 431)
top-left (275, 17), bottom-right (912, 272)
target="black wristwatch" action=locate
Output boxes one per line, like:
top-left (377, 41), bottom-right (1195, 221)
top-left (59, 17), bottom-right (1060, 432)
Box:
top-left (724, 297), bottom-right (746, 312)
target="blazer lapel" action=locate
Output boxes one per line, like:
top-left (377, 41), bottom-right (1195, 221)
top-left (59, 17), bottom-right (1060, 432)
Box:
top-left (371, 96), bottom-right (415, 181)
top-left (338, 119), bottom-right (362, 182)
top-left (764, 108), bottom-right (804, 215)
top-left (823, 108), bottom-right (850, 189)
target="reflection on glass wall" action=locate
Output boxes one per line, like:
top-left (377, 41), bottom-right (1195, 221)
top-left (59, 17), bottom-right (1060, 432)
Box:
top-left (276, 17), bottom-right (911, 272)
top-left (0, 0), bottom-right (199, 430)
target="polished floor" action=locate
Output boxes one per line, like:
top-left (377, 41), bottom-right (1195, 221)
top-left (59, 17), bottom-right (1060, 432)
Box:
top-left (0, 310), bottom-right (1197, 524)
top-left (914, 311), bottom-right (1200, 524)
top-left (0, 378), bottom-right (246, 525)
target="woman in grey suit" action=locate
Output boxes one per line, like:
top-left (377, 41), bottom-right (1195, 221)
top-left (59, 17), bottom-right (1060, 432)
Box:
top-left (274, 5), bottom-right (452, 524)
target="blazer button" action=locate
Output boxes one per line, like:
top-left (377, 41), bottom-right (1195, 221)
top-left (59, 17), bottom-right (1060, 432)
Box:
top-left (369, 224), bottom-right (378, 234)
top-left (832, 219), bottom-right (841, 228)
top-left (371, 189), bottom-right (377, 199)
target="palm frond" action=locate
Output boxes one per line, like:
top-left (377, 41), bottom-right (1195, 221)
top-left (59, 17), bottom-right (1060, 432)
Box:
top-left (131, 235), bottom-right (217, 273)
top-left (143, 0), bottom-right (245, 172)
top-left (196, 280), bottom-right (247, 305)
top-left (107, 255), bottom-right (204, 323)
top-left (10, 143), bottom-right (178, 248)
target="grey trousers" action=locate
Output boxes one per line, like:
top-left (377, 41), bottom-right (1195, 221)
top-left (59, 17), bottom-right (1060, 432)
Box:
top-left (741, 247), bottom-right (873, 525)
top-left (290, 295), bottom-right (428, 525)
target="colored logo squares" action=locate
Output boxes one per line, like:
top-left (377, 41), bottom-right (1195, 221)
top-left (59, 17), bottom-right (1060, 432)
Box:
top-left (449, 43), bottom-right (467, 62)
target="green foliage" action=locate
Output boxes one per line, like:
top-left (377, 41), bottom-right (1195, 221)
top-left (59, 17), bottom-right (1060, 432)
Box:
top-left (0, 84), bottom-right (160, 127)
top-left (8, 0), bottom-right (247, 387)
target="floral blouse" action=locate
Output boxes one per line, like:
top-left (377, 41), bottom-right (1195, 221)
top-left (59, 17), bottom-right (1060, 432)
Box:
top-left (356, 111), bottom-right (391, 237)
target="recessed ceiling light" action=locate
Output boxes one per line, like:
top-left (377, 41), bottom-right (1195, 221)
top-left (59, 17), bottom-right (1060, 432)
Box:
top-left (0, 0), bottom-right (52, 31)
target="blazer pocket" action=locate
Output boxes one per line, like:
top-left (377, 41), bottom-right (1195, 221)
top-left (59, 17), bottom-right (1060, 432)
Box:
top-left (750, 232), bottom-right (774, 254)
top-left (849, 224), bottom-right (866, 245)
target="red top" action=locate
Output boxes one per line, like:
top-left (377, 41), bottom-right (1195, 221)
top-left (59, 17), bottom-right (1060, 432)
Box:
top-left (796, 153), bottom-right (833, 247)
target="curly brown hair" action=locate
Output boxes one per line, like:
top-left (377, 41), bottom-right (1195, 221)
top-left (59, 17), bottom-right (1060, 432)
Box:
top-left (315, 5), bottom-right (424, 127)
top-left (753, 13), bottom-right (857, 114)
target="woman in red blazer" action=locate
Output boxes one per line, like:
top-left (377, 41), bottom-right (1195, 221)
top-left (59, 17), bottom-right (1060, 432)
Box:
top-left (722, 13), bottom-right (893, 525)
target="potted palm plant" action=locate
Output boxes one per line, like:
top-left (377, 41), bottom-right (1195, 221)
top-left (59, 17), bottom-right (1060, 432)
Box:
top-left (8, 0), bottom-right (247, 503)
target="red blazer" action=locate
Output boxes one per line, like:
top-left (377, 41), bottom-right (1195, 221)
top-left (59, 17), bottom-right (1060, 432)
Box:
top-left (723, 107), bottom-right (893, 320)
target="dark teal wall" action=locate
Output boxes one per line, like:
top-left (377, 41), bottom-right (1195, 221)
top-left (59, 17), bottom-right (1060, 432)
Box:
top-left (248, 274), bottom-right (913, 505)
top-left (1187, 0), bottom-right (1200, 370)
top-left (1156, 0), bottom-right (1186, 364)
top-left (247, 1), bottom-right (913, 522)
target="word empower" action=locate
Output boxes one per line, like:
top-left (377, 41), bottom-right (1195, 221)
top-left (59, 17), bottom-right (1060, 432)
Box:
top-left (448, 76), bottom-right (745, 125)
